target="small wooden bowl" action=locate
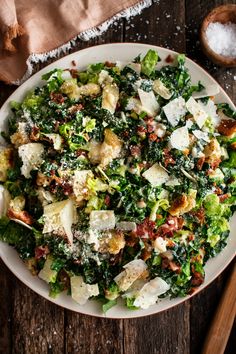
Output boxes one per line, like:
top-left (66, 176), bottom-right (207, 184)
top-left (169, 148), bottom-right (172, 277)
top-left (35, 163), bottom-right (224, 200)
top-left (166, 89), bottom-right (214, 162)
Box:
top-left (200, 4), bottom-right (236, 67)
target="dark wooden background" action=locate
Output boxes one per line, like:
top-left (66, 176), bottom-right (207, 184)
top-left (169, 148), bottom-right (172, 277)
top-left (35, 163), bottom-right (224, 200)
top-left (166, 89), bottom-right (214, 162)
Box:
top-left (0, 1), bottom-right (235, 353)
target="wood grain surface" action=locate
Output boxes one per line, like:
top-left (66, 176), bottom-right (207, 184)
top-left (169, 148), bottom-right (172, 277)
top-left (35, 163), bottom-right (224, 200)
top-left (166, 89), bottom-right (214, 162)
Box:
top-left (0, 1), bottom-right (235, 353)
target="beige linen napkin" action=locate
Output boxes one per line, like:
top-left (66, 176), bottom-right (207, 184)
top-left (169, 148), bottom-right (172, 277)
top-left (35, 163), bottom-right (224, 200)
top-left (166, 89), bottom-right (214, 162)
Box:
top-left (0, 0), bottom-right (151, 84)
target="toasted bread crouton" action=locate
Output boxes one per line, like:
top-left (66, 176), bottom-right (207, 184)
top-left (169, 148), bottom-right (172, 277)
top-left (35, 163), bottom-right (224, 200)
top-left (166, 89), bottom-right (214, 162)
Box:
top-left (169, 195), bottom-right (188, 216)
top-left (7, 208), bottom-right (33, 225)
top-left (0, 147), bottom-right (12, 182)
top-left (107, 231), bottom-right (125, 255)
top-left (217, 119), bottom-right (236, 138)
top-left (169, 191), bottom-right (196, 216)
top-left (98, 230), bottom-right (125, 255)
top-left (203, 138), bottom-right (222, 168)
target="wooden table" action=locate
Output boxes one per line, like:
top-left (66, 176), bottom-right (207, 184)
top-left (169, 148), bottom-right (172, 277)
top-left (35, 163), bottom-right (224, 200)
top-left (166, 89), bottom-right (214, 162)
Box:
top-left (0, 1), bottom-right (235, 353)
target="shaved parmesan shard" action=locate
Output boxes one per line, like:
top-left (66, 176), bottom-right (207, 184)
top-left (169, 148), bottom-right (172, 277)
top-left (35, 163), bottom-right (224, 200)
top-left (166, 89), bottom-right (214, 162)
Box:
top-left (90, 210), bottom-right (116, 230)
top-left (114, 259), bottom-right (148, 292)
top-left (198, 99), bottom-right (220, 127)
top-left (102, 83), bottom-right (119, 114)
top-left (169, 126), bottom-right (190, 150)
top-left (18, 143), bottom-right (44, 178)
top-left (71, 275), bottom-right (99, 305)
top-left (98, 70), bottom-right (113, 87)
top-left (128, 62), bottom-right (141, 74)
top-left (186, 97), bottom-right (208, 128)
top-left (163, 97), bottom-right (187, 127)
top-left (192, 130), bottom-right (210, 142)
top-left (138, 88), bottom-right (159, 116)
top-left (116, 221), bottom-right (137, 231)
top-left (133, 277), bottom-right (170, 309)
top-left (99, 129), bottom-right (123, 168)
top-left (153, 79), bottom-right (172, 99)
top-left (192, 84), bottom-right (220, 99)
top-left (44, 134), bottom-right (62, 150)
top-left (0, 185), bottom-right (10, 217)
top-left (125, 97), bottom-right (143, 114)
top-left (73, 170), bottom-right (93, 202)
top-left (43, 199), bottom-right (77, 244)
top-left (142, 163), bottom-right (169, 186)
top-left (153, 237), bottom-right (167, 254)
top-left (38, 257), bottom-right (57, 284)
top-left (165, 176), bottom-right (180, 186)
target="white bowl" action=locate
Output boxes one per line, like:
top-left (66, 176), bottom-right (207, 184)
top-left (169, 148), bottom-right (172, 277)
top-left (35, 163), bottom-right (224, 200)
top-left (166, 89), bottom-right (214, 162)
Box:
top-left (0, 43), bottom-right (235, 318)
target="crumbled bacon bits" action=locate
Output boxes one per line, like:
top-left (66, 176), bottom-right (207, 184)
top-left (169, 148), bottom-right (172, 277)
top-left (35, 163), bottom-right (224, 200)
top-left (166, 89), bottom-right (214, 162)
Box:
top-left (163, 148), bottom-right (175, 167)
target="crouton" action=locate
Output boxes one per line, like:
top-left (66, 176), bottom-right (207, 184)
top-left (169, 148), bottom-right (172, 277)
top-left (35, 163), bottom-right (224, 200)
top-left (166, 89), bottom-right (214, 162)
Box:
top-left (204, 138), bottom-right (222, 168)
top-left (217, 119), bottom-right (236, 138)
top-left (0, 147), bottom-right (12, 182)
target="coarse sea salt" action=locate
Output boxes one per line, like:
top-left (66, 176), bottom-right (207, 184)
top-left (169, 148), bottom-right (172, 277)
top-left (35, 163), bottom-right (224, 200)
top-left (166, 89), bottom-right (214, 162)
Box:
top-left (205, 22), bottom-right (236, 57)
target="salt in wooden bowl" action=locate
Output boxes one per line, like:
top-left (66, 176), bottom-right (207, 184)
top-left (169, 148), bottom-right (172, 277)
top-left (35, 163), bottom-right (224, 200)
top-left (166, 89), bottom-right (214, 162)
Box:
top-left (200, 4), bottom-right (236, 67)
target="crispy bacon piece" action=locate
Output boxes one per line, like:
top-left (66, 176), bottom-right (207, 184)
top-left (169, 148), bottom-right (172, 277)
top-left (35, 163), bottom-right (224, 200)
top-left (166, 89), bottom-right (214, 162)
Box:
top-left (35, 246), bottom-right (50, 260)
top-left (197, 156), bottom-right (205, 170)
top-left (163, 148), bottom-right (175, 167)
top-left (68, 104), bottom-right (83, 114)
top-left (61, 181), bottom-right (73, 196)
top-left (147, 124), bottom-right (155, 133)
top-left (69, 69), bottom-right (79, 78)
top-left (136, 218), bottom-right (156, 239)
top-left (214, 186), bottom-right (223, 195)
top-left (217, 119), bottom-right (236, 137)
top-left (50, 92), bottom-right (65, 104)
top-left (219, 193), bottom-right (230, 202)
top-left (7, 208), bottom-right (33, 225)
top-left (190, 207), bottom-right (205, 225)
top-left (169, 261), bottom-right (181, 273)
top-left (161, 257), bottom-right (170, 269)
top-left (130, 145), bottom-right (141, 157)
top-left (210, 159), bottom-right (221, 170)
top-left (104, 195), bottom-right (111, 207)
top-left (149, 133), bottom-right (158, 142)
top-left (191, 272), bottom-right (204, 286)
top-left (105, 61), bottom-right (116, 67)
top-left (165, 54), bottom-right (174, 63)
top-left (156, 216), bottom-right (184, 238)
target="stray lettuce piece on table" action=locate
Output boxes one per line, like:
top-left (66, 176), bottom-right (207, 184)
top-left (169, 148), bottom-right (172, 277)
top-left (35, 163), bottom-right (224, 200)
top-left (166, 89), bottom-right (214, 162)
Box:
top-left (141, 50), bottom-right (158, 77)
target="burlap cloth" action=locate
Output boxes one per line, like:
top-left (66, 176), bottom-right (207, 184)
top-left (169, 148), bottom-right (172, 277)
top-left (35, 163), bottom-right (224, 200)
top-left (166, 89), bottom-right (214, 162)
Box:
top-left (0, 0), bottom-right (151, 84)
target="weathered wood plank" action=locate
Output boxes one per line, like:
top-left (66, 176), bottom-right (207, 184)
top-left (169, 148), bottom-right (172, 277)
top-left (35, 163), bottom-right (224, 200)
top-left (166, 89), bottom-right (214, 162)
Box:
top-left (11, 277), bottom-right (64, 354)
top-left (189, 260), bottom-right (235, 354)
top-left (0, 260), bottom-right (13, 354)
top-left (65, 313), bottom-right (123, 354)
top-left (124, 0), bottom-right (186, 52)
top-left (123, 303), bottom-right (190, 354)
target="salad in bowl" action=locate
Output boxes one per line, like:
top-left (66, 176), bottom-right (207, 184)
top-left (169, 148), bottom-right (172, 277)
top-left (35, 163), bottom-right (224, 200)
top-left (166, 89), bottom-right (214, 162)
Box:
top-left (0, 48), bottom-right (236, 313)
